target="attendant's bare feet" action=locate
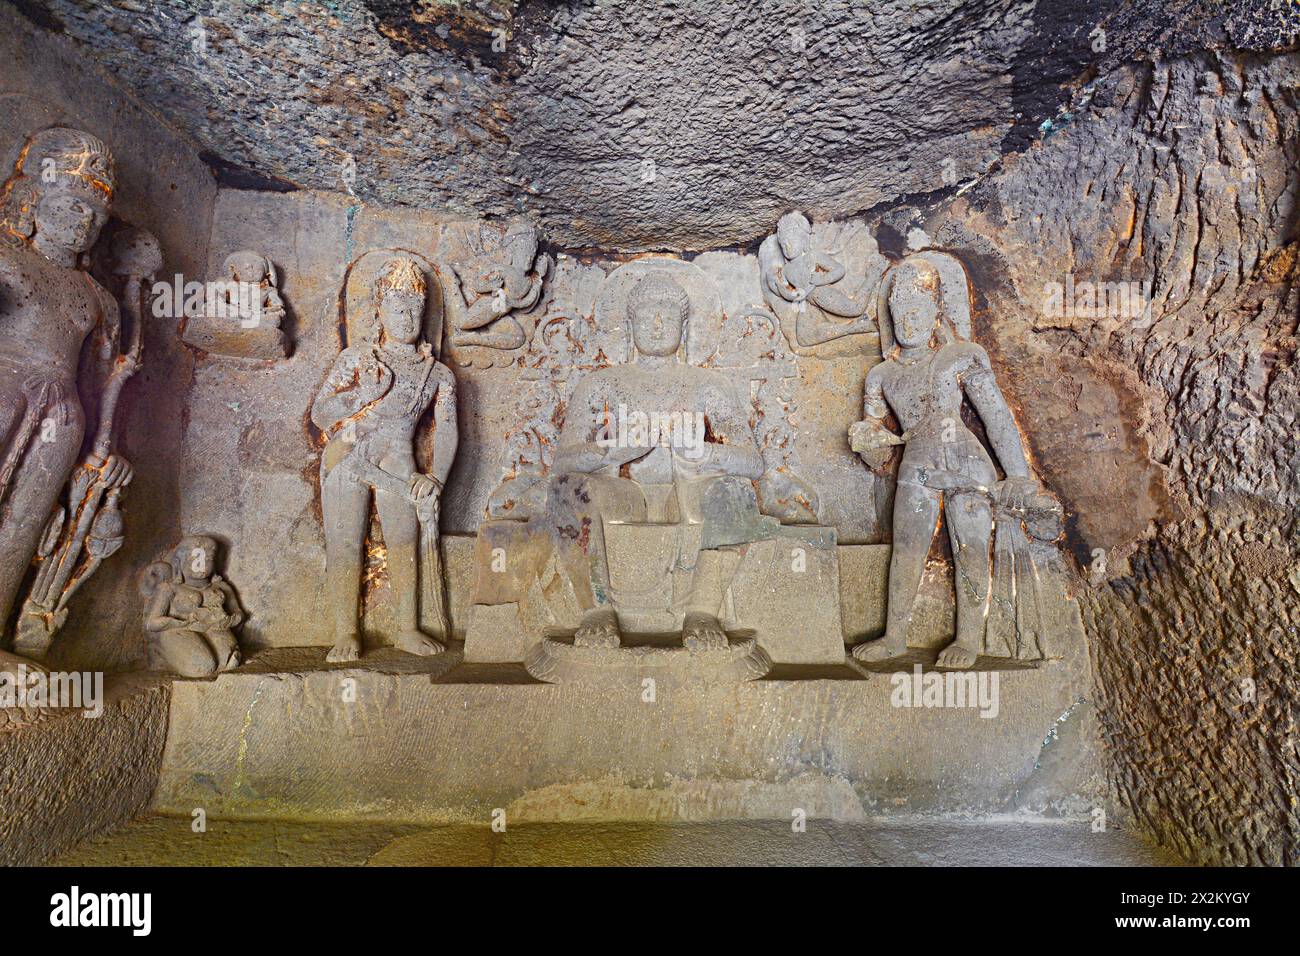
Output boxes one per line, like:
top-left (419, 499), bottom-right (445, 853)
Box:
top-left (935, 642), bottom-right (978, 669)
top-left (682, 611), bottom-right (728, 652)
top-left (851, 636), bottom-right (907, 663)
top-left (395, 629), bottom-right (445, 657)
top-left (574, 607), bottom-right (621, 649)
top-left (326, 633), bottom-right (362, 662)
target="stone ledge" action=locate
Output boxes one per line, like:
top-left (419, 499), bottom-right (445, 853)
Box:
top-left (151, 635), bottom-right (1099, 824)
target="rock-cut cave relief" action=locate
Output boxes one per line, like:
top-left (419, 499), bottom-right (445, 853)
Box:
top-left (181, 249), bottom-right (290, 360)
top-left (311, 251), bottom-right (458, 662)
top-left (758, 210), bottom-right (889, 357)
top-left (436, 217), bottom-right (551, 369)
top-left (466, 256), bottom-right (847, 683)
top-left (0, 127), bottom-right (154, 664)
top-left (849, 252), bottom-right (1076, 671)
top-left (140, 535), bottom-right (245, 679)
top-left (3, 0), bottom-right (1293, 873)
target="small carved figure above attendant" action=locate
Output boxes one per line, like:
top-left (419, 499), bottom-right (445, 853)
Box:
top-left (181, 249), bottom-right (290, 360)
top-left (140, 535), bottom-right (244, 678)
top-left (758, 211), bottom-right (888, 355)
top-left (442, 218), bottom-right (549, 366)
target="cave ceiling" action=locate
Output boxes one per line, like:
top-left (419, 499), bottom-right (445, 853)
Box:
top-left (10, 0), bottom-right (1297, 251)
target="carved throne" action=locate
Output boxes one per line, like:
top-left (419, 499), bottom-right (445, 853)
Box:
top-left (464, 258), bottom-right (846, 679)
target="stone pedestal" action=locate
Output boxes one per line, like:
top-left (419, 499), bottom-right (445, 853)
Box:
top-left (465, 520), bottom-right (847, 666)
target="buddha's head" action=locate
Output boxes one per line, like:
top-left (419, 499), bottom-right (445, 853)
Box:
top-left (374, 256), bottom-right (426, 346)
top-left (627, 272), bottom-right (690, 359)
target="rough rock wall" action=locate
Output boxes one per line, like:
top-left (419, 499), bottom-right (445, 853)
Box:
top-left (0, 0), bottom-right (1163, 250)
top-left (930, 50), bottom-right (1299, 865)
top-left (0, 677), bottom-right (170, 865)
top-left (0, 5), bottom-right (218, 673)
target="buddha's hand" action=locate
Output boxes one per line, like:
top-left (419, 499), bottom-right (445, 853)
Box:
top-left (995, 475), bottom-right (1039, 513)
top-left (118, 346), bottom-right (143, 378)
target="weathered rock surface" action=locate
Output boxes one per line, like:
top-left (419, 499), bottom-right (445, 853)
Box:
top-left (2, 0), bottom-right (1297, 868)
top-left (150, 642), bottom-right (1098, 823)
top-left (47, 814), bottom-right (1186, 867)
top-left (13, 0), bottom-right (1294, 250)
top-left (926, 50), bottom-right (1300, 865)
top-left (0, 675), bottom-right (170, 865)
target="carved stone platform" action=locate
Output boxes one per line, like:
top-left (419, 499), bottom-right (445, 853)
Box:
top-left (465, 521), bottom-right (846, 667)
top-left (523, 634), bottom-right (772, 685)
top-left (147, 640), bottom-right (1100, 825)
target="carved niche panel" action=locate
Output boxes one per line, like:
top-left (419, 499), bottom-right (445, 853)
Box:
top-left (435, 218), bottom-right (550, 369)
top-left (758, 210), bottom-right (889, 357)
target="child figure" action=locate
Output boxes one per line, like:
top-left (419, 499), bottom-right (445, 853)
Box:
top-left (140, 535), bottom-right (244, 678)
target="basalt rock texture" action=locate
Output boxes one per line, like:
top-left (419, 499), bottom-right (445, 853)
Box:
top-left (923, 50), bottom-right (1300, 865)
top-left (2, 0), bottom-right (1297, 867)
top-left (0, 676), bottom-right (170, 866)
top-left (1083, 520), bottom-right (1298, 866)
top-left (11, 0), bottom-right (1294, 250)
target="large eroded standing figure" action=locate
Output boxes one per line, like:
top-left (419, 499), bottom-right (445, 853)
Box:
top-left (850, 257), bottom-right (1039, 669)
top-left (311, 257), bottom-right (458, 662)
top-left (0, 127), bottom-right (132, 644)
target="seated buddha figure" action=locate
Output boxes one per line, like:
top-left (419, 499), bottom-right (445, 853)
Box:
top-left (539, 271), bottom-right (770, 651)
